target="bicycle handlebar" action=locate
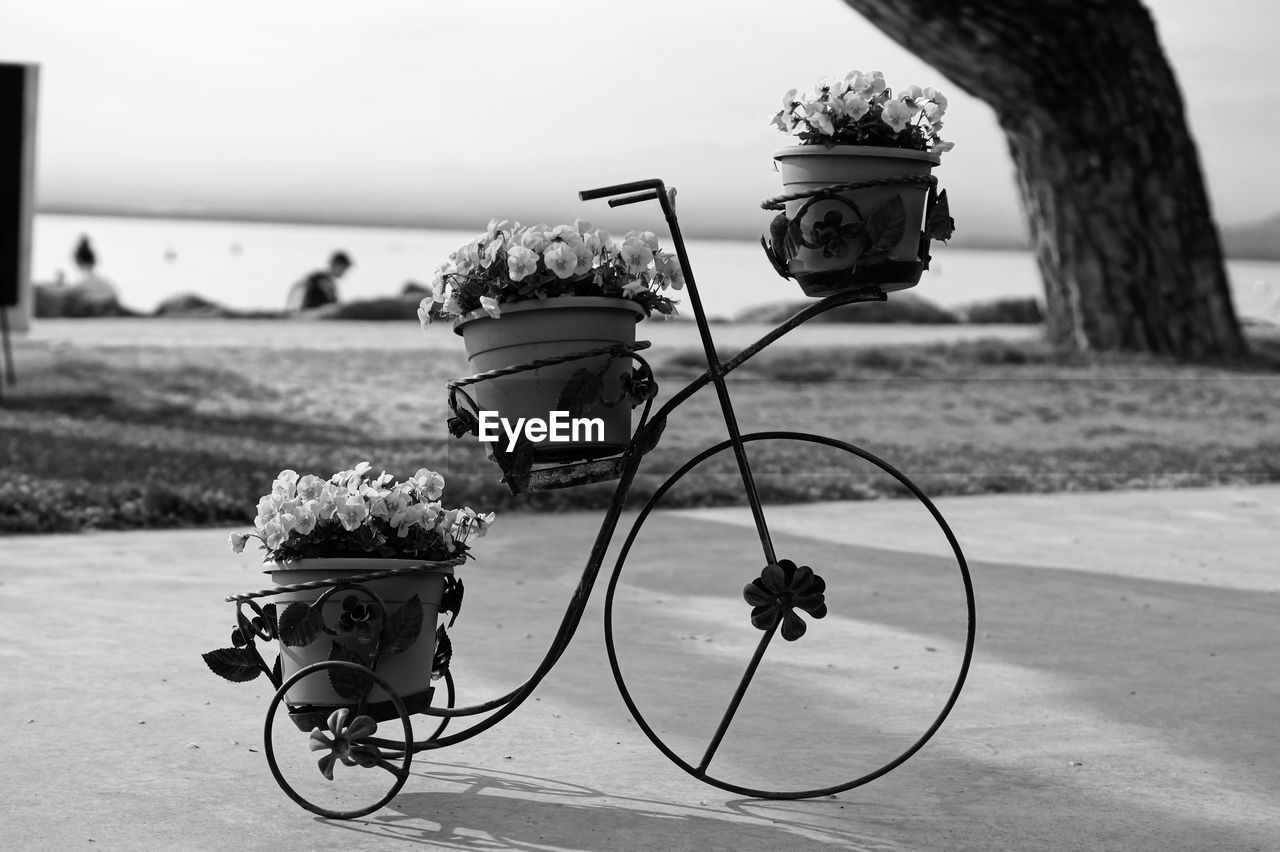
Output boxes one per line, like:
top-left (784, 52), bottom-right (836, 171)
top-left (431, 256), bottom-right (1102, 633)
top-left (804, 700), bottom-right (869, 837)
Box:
top-left (608, 190), bottom-right (660, 208)
top-left (578, 179), bottom-right (667, 202)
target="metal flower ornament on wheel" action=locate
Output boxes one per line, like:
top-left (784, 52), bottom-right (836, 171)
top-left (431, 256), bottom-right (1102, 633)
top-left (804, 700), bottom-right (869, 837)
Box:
top-left (744, 559), bottom-right (828, 641)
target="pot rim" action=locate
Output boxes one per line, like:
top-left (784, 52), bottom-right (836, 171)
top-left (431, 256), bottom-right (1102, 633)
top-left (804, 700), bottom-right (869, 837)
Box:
top-left (773, 144), bottom-right (941, 167)
top-left (452, 295), bottom-right (647, 335)
top-left (266, 556), bottom-right (461, 576)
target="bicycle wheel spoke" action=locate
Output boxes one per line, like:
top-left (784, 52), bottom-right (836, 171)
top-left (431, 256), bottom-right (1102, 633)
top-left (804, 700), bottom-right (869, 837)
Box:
top-left (696, 621), bottom-right (778, 774)
top-left (374, 758), bottom-right (406, 777)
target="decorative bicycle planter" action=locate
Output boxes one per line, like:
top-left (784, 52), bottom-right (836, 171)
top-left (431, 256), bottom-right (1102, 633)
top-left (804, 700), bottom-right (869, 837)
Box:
top-left (208, 178), bottom-right (975, 819)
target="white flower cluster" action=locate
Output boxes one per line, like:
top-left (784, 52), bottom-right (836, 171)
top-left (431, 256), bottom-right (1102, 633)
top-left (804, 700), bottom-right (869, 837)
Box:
top-left (772, 70), bottom-right (954, 155)
top-left (229, 462), bottom-right (494, 558)
top-left (418, 218), bottom-right (683, 324)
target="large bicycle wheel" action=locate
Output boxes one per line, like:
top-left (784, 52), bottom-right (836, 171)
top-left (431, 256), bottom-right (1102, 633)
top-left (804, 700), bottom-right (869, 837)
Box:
top-left (604, 431), bottom-right (975, 798)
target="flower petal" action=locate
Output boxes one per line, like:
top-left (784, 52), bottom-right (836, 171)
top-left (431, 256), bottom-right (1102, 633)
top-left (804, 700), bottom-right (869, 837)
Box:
top-left (790, 563), bottom-right (813, 589)
top-left (760, 562), bottom-right (788, 592)
top-left (345, 714), bottom-right (378, 741)
top-left (308, 729), bottom-right (336, 752)
top-left (793, 592), bottom-right (827, 615)
top-left (327, 707), bottom-right (350, 737)
top-left (353, 620), bottom-right (376, 645)
top-left (316, 752), bottom-right (339, 781)
top-left (347, 744), bottom-right (382, 768)
top-left (750, 604), bottom-right (781, 630)
top-left (780, 610), bottom-right (808, 641)
top-left (743, 580), bottom-right (775, 608)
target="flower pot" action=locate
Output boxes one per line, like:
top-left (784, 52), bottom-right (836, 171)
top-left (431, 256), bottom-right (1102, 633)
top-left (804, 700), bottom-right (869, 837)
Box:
top-left (772, 145), bottom-right (940, 296)
top-left (453, 296), bottom-right (645, 462)
top-left (270, 558), bottom-right (454, 723)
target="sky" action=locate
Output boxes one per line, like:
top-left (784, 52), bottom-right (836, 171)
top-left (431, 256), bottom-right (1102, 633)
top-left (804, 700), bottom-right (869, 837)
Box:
top-left (2, 0), bottom-right (1277, 242)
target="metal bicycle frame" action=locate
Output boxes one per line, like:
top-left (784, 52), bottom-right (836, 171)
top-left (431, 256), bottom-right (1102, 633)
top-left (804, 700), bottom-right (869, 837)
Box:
top-left (403, 179), bottom-right (974, 772)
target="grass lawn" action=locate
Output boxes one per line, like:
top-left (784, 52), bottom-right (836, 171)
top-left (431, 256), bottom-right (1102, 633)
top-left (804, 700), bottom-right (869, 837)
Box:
top-left (2, 325), bottom-right (1278, 533)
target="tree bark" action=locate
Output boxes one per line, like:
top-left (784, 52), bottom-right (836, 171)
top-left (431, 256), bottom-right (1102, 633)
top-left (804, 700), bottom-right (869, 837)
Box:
top-left (841, 0), bottom-right (1248, 358)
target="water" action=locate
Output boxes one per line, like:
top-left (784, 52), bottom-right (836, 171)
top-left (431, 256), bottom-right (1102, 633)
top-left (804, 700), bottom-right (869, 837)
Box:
top-left (30, 213), bottom-right (1280, 324)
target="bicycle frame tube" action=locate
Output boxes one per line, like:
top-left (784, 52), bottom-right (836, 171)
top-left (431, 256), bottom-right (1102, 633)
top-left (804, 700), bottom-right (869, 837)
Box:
top-left (651, 185), bottom-right (780, 564)
top-left (647, 287), bottom-right (886, 422)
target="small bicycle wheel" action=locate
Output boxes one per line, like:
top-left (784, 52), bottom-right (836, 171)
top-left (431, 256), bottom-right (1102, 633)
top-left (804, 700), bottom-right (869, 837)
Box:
top-left (604, 431), bottom-right (975, 798)
top-left (263, 661), bottom-right (414, 819)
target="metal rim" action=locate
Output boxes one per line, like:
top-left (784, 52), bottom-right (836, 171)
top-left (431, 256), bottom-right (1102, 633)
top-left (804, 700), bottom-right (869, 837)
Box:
top-left (771, 144), bottom-right (942, 165)
top-left (603, 430), bottom-right (976, 799)
top-left (263, 661), bottom-right (415, 819)
top-left (452, 295), bottom-right (648, 334)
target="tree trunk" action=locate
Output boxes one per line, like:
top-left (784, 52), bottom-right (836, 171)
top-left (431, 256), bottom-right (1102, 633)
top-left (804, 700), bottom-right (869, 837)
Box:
top-left (841, 0), bottom-right (1248, 359)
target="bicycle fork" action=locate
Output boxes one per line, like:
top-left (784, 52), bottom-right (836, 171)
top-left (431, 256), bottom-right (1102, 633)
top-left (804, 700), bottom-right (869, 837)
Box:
top-left (579, 179), bottom-right (786, 775)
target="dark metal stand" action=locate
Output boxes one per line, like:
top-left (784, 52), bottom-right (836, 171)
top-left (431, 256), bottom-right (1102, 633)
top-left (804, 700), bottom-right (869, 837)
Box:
top-left (217, 178), bottom-right (976, 818)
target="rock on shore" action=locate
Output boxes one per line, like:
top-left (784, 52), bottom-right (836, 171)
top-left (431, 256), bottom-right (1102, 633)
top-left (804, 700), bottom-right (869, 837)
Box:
top-left (34, 281), bottom-right (135, 317)
top-left (735, 293), bottom-right (961, 324)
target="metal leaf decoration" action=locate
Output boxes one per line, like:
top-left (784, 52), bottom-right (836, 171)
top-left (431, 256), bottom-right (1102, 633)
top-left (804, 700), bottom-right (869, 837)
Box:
top-left (924, 189), bottom-right (955, 242)
top-left (863, 196), bottom-right (907, 256)
top-left (201, 647), bottom-right (262, 682)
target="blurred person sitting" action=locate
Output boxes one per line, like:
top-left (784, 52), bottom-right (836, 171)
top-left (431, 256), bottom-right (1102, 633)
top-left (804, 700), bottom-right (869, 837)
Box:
top-left (41, 234), bottom-right (129, 316)
top-left (71, 234), bottom-right (121, 304)
top-left (287, 250), bottom-right (353, 313)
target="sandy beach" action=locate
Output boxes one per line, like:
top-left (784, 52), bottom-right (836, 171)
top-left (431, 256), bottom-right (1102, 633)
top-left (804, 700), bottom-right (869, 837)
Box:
top-left (6, 315), bottom-right (1278, 537)
top-left (24, 316), bottom-right (1040, 351)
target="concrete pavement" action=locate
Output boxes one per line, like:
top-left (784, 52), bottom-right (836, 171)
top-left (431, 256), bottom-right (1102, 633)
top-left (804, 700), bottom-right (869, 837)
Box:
top-left (1, 485), bottom-right (1277, 850)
